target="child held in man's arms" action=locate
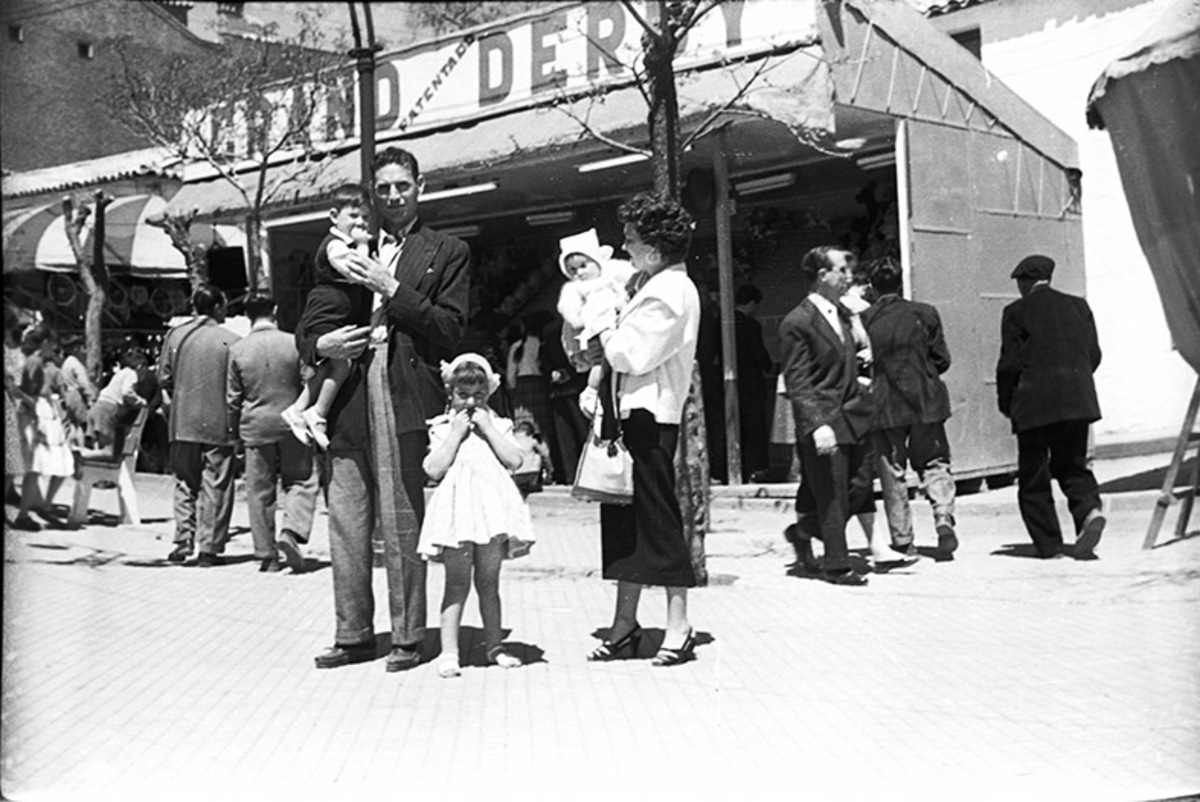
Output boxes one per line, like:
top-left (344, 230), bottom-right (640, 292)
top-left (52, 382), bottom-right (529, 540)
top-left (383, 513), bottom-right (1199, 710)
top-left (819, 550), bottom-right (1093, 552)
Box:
top-left (283, 184), bottom-right (377, 449)
top-left (418, 354), bottom-right (536, 678)
top-left (555, 229), bottom-right (634, 414)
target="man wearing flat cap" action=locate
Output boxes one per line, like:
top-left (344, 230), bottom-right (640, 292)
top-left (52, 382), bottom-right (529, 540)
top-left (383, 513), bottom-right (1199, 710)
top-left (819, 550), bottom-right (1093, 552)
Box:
top-left (996, 255), bottom-right (1105, 559)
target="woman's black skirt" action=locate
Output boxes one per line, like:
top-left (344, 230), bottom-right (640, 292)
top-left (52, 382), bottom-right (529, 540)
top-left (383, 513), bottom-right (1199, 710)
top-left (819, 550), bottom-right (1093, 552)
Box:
top-left (600, 408), bottom-right (697, 587)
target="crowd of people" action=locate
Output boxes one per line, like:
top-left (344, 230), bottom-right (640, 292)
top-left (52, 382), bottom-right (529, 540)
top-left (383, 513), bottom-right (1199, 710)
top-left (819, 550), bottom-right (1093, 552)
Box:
top-left (4, 142), bottom-right (1108, 674)
top-left (4, 308), bottom-right (160, 531)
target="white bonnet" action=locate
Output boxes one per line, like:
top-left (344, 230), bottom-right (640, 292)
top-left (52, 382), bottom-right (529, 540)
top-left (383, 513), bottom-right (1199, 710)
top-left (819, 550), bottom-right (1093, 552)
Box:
top-left (440, 353), bottom-right (501, 397)
top-left (558, 228), bottom-right (614, 277)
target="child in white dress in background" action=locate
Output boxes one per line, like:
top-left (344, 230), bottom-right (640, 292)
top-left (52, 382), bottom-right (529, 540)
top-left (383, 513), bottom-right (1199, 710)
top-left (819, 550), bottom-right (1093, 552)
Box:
top-left (555, 228), bottom-right (635, 412)
top-left (418, 353), bottom-right (535, 678)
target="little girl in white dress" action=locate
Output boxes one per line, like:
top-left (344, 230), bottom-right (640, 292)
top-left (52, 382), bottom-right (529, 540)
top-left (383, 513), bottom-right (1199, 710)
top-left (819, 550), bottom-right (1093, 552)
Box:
top-left (418, 353), bottom-right (535, 678)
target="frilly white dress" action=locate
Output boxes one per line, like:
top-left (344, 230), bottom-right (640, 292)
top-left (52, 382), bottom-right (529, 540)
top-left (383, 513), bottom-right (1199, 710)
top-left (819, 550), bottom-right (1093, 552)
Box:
top-left (417, 412), bottom-right (536, 561)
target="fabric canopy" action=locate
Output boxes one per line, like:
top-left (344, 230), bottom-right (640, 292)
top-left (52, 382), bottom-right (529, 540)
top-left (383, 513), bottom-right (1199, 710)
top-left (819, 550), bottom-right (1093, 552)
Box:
top-left (1086, 0), bottom-right (1200, 372)
top-left (164, 47), bottom-right (834, 219)
top-left (2, 194), bottom-right (243, 279)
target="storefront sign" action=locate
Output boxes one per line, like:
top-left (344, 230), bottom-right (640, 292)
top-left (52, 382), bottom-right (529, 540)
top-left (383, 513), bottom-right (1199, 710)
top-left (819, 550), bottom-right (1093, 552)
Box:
top-left (367, 0), bottom-right (816, 136)
top-left (201, 0), bottom-right (817, 164)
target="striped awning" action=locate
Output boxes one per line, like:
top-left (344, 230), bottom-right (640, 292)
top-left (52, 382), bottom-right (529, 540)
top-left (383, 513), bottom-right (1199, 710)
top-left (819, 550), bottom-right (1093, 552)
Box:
top-left (2, 194), bottom-right (243, 279)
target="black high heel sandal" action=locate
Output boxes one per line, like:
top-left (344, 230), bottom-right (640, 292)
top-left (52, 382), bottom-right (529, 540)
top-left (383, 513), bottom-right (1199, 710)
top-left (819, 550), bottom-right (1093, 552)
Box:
top-left (586, 624), bottom-right (642, 661)
top-left (651, 629), bottom-right (696, 667)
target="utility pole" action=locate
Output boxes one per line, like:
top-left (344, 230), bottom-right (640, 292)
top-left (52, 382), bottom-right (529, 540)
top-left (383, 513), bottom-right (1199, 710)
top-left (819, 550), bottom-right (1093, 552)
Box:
top-left (347, 2), bottom-right (382, 232)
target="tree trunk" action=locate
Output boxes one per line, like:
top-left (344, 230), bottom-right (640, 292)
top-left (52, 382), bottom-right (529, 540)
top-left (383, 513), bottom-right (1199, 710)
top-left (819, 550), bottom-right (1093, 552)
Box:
top-left (244, 212), bottom-right (269, 293)
top-left (148, 213), bottom-right (209, 294)
top-left (81, 279), bottom-right (107, 383)
top-left (62, 193), bottom-right (110, 383)
top-left (640, 2), bottom-right (710, 573)
top-left (644, 2), bottom-right (683, 199)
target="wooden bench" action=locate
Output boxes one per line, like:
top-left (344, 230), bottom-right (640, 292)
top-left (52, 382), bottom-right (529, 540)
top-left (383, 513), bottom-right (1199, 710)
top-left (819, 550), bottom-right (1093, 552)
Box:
top-left (69, 407), bottom-right (149, 527)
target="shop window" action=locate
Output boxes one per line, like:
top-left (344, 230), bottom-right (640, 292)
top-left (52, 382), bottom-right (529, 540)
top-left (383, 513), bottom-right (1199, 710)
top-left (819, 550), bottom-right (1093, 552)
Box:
top-left (208, 247), bottom-right (248, 297)
top-left (951, 27), bottom-right (982, 60)
top-left (77, 40), bottom-right (94, 59)
top-left (8, 25), bottom-right (24, 43)
top-left (1066, 169), bottom-right (1083, 216)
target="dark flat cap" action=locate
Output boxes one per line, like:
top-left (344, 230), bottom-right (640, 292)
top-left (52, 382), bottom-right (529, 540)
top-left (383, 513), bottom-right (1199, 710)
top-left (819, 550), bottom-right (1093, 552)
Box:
top-left (1011, 255), bottom-right (1055, 280)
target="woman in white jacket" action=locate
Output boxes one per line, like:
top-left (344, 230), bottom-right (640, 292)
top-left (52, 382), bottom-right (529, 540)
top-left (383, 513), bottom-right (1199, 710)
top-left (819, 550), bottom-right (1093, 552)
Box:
top-left (584, 194), bottom-right (701, 668)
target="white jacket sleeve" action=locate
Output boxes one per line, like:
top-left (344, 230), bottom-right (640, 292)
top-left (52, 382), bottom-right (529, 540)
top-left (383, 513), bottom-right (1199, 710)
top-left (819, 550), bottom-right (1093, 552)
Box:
top-left (601, 297), bottom-right (683, 377)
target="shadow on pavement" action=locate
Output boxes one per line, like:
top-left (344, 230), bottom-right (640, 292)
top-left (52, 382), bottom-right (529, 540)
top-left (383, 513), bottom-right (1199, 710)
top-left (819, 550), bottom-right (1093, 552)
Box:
top-left (991, 542), bottom-right (1092, 560)
top-left (420, 627), bottom-right (547, 667)
top-left (1148, 529), bottom-right (1200, 550)
top-left (1099, 456), bottom-right (1193, 494)
top-left (583, 626), bottom-right (715, 661)
top-left (124, 553), bottom-right (260, 569)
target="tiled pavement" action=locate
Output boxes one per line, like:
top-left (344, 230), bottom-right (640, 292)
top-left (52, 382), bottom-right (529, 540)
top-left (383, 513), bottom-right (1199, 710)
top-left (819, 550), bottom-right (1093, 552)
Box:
top-left (2, 455), bottom-right (1198, 802)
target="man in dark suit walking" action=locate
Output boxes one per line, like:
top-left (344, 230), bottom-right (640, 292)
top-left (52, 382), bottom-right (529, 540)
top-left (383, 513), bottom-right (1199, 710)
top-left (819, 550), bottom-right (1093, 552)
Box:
top-left (997, 255), bottom-right (1105, 559)
top-left (298, 147), bottom-right (470, 671)
top-left (861, 257), bottom-right (958, 559)
top-left (780, 246), bottom-right (875, 586)
top-left (734, 283), bottom-right (774, 483)
top-left (159, 286), bottom-right (240, 567)
top-left (227, 292), bottom-right (318, 575)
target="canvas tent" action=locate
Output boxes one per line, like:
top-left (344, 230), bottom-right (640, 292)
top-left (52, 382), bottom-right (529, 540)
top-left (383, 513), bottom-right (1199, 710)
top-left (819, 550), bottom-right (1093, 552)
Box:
top-left (1086, 0), bottom-right (1200, 374)
top-left (1087, 0), bottom-right (1200, 547)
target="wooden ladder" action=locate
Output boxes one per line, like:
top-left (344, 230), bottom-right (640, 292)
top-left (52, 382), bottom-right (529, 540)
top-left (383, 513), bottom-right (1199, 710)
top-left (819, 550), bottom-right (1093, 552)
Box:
top-left (1143, 375), bottom-right (1200, 549)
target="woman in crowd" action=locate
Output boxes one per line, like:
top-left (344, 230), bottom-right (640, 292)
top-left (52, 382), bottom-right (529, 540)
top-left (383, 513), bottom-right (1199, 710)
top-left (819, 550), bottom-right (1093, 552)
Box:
top-left (58, 336), bottom-right (96, 453)
top-left (14, 324), bottom-right (74, 528)
top-left (87, 339), bottom-right (148, 458)
top-left (585, 193), bottom-right (702, 667)
top-left (5, 307), bottom-right (34, 513)
top-left (505, 313), bottom-right (554, 443)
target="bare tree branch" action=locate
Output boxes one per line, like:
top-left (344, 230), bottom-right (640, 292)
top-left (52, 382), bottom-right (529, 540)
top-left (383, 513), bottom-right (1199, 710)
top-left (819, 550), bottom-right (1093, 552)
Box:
top-left (552, 96), bottom-right (652, 156)
top-left (680, 54), bottom-right (776, 151)
top-left (619, 0), bottom-right (661, 44)
top-left (103, 25), bottom-right (342, 288)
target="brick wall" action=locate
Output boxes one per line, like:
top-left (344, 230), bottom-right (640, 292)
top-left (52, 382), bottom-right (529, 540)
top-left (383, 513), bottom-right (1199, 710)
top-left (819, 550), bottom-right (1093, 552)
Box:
top-left (0, 0), bottom-right (217, 172)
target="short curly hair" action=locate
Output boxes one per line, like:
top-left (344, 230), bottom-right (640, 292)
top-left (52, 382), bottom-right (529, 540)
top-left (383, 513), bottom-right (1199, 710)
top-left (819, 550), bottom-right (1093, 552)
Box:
top-left (868, 256), bottom-right (903, 294)
top-left (617, 192), bottom-right (694, 265)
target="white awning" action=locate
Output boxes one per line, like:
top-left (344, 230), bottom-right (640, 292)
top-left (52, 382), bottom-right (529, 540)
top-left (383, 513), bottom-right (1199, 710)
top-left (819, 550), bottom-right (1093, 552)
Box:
top-left (2, 193), bottom-right (244, 279)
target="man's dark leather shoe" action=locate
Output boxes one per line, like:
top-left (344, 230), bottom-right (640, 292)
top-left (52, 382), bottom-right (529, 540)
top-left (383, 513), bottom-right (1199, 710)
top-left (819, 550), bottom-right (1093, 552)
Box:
top-left (196, 552), bottom-right (222, 568)
top-left (385, 646), bottom-right (422, 673)
top-left (167, 543), bottom-right (191, 563)
top-left (936, 515), bottom-right (959, 558)
top-left (276, 529), bottom-right (305, 573)
top-left (314, 642), bottom-right (377, 669)
top-left (259, 557), bottom-right (283, 573)
top-left (783, 524), bottom-right (821, 573)
top-left (823, 569), bottom-right (869, 587)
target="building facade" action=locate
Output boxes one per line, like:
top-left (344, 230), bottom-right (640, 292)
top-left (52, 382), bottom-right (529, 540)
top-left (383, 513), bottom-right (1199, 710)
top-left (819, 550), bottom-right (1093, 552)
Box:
top-left (922, 0), bottom-right (1194, 450)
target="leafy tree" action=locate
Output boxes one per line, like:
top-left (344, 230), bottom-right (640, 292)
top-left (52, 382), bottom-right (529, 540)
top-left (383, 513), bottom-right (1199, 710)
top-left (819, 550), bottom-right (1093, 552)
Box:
top-left (103, 13), bottom-right (344, 293)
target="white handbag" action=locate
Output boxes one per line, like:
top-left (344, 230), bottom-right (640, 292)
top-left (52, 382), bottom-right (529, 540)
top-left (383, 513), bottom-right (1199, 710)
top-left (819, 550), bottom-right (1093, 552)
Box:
top-left (571, 376), bottom-right (633, 505)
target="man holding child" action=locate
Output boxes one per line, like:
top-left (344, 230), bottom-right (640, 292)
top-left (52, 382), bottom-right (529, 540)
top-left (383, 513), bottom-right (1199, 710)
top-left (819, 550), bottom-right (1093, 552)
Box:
top-left (297, 147), bottom-right (471, 672)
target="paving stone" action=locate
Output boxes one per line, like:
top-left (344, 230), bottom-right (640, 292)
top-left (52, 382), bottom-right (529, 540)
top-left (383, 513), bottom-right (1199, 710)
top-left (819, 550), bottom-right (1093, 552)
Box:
top-left (2, 452), bottom-right (1198, 801)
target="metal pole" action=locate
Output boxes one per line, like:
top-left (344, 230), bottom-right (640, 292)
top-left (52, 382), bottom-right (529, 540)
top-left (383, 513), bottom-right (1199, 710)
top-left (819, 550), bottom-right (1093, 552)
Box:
top-left (713, 132), bottom-right (741, 485)
top-left (348, 2), bottom-right (382, 215)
